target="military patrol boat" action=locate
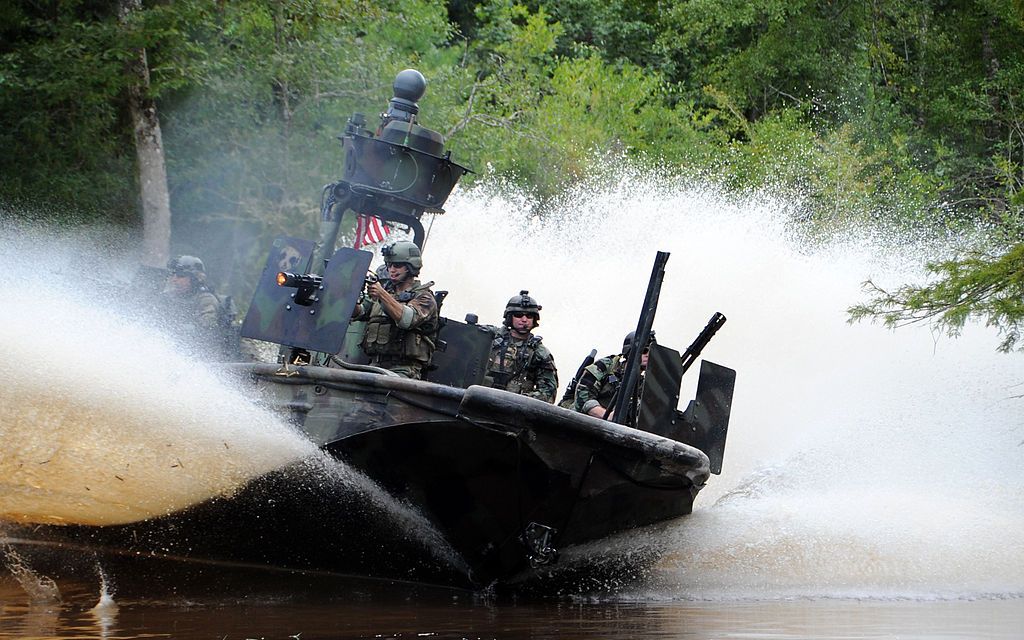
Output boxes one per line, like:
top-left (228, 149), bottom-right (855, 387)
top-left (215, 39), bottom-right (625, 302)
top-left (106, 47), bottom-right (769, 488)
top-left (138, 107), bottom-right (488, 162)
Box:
top-left (3, 70), bottom-right (736, 590)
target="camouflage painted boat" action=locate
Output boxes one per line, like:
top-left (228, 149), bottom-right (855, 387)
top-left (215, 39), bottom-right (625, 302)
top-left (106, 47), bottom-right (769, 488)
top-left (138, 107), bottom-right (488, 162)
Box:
top-left (2, 70), bottom-right (735, 591)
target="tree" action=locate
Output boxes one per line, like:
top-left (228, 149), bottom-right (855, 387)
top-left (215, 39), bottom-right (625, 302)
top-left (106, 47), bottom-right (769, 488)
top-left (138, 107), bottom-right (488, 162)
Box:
top-left (119, 0), bottom-right (172, 267)
top-left (849, 240), bottom-right (1024, 352)
top-left (0, 2), bottom-right (139, 222)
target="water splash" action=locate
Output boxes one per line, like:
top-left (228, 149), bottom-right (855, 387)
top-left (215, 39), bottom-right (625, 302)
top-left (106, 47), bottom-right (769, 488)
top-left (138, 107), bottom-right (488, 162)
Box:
top-left (0, 224), bottom-right (320, 525)
top-left (426, 174), bottom-right (1024, 600)
top-left (0, 540), bottom-right (60, 604)
top-left (0, 278), bottom-right (317, 525)
top-left (88, 566), bottom-right (119, 639)
top-left (2, 169), bottom-right (1021, 600)
top-left (295, 454), bottom-right (470, 574)
top-left (0, 225), bottom-right (462, 573)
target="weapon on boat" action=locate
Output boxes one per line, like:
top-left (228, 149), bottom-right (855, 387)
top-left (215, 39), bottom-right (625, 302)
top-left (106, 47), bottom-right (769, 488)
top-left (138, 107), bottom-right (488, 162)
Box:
top-left (558, 348), bottom-right (598, 407)
top-left (610, 251), bottom-right (669, 426)
top-left (681, 312), bottom-right (727, 375)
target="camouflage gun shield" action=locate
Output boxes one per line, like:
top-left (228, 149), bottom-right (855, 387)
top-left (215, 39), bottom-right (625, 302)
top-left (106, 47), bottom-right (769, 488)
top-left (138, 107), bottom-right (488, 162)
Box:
top-left (241, 238), bottom-right (372, 354)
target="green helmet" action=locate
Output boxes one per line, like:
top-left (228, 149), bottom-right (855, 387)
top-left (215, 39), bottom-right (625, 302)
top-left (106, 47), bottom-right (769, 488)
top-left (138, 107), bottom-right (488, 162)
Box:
top-left (504, 290), bottom-right (541, 327)
top-left (167, 255), bottom-right (207, 283)
top-left (381, 240), bottom-right (423, 276)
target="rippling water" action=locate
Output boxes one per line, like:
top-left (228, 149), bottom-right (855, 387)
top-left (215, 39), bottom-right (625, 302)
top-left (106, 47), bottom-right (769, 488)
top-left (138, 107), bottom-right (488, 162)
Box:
top-left (2, 174), bottom-right (1022, 637)
top-left (2, 579), bottom-right (1022, 639)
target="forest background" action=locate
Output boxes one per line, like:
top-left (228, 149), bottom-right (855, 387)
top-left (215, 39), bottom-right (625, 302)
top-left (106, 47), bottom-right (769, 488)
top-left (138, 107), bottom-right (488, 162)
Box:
top-left (1, 0), bottom-right (1022, 351)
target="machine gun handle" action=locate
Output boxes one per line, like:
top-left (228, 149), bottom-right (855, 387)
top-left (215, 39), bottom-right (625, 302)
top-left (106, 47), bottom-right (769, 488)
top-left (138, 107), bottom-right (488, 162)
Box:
top-left (434, 290), bottom-right (449, 310)
top-left (559, 348), bottom-right (597, 406)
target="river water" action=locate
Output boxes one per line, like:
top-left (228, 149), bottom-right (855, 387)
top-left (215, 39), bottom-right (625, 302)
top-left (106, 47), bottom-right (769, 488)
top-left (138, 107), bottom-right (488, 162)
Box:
top-left (1, 175), bottom-right (1022, 638)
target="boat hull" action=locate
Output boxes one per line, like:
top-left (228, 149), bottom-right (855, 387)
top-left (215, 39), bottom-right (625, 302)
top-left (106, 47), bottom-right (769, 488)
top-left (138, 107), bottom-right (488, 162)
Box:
top-left (2, 363), bottom-right (715, 589)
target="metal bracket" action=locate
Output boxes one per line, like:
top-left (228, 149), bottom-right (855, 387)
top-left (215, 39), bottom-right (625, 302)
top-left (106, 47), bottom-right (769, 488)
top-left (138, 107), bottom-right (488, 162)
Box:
top-left (522, 522), bottom-right (559, 568)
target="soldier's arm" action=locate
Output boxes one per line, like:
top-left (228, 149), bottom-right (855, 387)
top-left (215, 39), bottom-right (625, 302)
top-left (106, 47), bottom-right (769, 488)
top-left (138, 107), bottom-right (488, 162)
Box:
top-left (352, 297), bottom-right (372, 320)
top-left (366, 282), bottom-right (405, 323)
top-left (573, 359), bottom-right (609, 416)
top-left (527, 348), bottom-right (559, 403)
top-left (401, 289), bottom-right (438, 330)
top-left (195, 293), bottom-right (220, 329)
top-left (366, 284), bottom-right (436, 330)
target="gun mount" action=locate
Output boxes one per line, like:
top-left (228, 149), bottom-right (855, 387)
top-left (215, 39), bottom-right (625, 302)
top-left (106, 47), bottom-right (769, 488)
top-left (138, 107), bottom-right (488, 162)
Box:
top-left (241, 69), bottom-right (470, 361)
top-left (314, 69), bottom-right (470, 274)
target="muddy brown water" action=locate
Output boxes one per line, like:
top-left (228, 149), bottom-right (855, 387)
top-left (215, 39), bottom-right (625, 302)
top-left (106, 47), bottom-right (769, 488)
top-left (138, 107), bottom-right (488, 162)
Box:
top-left (2, 575), bottom-right (1023, 640)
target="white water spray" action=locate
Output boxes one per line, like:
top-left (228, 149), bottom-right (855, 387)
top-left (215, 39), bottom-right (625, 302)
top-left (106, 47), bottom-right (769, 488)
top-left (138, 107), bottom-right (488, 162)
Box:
top-left (425, 174), bottom-right (1023, 600)
top-left (0, 227), bottom-right (318, 525)
top-left (0, 542), bottom-right (60, 604)
top-left (2, 168), bottom-right (1021, 600)
top-left (0, 225), bottom-right (463, 571)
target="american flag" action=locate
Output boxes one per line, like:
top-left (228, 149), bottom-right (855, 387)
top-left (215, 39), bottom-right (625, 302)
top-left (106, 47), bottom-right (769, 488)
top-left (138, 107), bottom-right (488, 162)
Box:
top-left (353, 214), bottom-right (391, 249)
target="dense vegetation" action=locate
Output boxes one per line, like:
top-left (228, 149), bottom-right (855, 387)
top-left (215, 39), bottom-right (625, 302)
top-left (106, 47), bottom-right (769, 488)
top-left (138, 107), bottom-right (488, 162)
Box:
top-left (1, 0), bottom-right (1022, 349)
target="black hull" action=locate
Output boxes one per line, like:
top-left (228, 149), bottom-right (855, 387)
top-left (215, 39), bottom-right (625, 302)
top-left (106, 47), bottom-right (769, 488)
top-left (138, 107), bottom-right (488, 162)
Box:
top-left (3, 363), bottom-right (722, 590)
top-left (2, 457), bottom-right (471, 591)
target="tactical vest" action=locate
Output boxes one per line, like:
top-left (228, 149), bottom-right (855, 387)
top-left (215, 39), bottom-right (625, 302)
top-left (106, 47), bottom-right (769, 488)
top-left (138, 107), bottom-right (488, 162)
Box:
top-left (361, 281), bottom-right (437, 364)
top-left (487, 331), bottom-right (543, 394)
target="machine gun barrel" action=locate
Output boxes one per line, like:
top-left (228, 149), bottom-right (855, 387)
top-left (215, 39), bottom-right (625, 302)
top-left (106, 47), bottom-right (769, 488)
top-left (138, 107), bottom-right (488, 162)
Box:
top-left (680, 312), bottom-right (727, 375)
top-left (612, 251), bottom-right (669, 425)
top-left (276, 271), bottom-right (323, 305)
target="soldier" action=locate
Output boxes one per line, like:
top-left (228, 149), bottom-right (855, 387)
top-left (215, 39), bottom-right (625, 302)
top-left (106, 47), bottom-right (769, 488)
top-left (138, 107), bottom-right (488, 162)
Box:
top-left (163, 255), bottom-right (237, 357)
top-left (482, 290), bottom-right (558, 403)
top-left (352, 240), bottom-right (438, 379)
top-left (573, 331), bottom-right (653, 420)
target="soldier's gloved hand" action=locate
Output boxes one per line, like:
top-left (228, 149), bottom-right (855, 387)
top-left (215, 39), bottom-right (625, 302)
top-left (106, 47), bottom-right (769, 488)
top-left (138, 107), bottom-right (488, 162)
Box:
top-left (367, 281), bottom-right (388, 301)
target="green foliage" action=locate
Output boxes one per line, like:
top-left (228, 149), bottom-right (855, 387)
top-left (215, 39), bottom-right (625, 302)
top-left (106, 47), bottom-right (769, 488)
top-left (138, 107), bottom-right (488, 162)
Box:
top-left (542, 0), bottom-right (664, 70)
top-left (495, 53), bottom-right (704, 197)
top-left (3, 0), bottom-right (1024, 350)
top-left (0, 3), bottom-right (138, 221)
top-left (849, 241), bottom-right (1024, 352)
top-left (660, 0), bottom-right (870, 120)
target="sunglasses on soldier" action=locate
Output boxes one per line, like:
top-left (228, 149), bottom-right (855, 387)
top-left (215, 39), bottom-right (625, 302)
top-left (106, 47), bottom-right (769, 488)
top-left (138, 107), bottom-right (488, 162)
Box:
top-left (511, 312), bottom-right (535, 319)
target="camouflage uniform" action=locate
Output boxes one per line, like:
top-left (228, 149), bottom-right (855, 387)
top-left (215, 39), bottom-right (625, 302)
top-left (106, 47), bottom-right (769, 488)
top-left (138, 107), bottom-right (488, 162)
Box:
top-left (353, 278), bottom-right (438, 379)
top-left (573, 354), bottom-right (626, 416)
top-left (164, 255), bottom-right (237, 358)
top-left (188, 288), bottom-right (222, 330)
top-left (483, 326), bottom-right (558, 403)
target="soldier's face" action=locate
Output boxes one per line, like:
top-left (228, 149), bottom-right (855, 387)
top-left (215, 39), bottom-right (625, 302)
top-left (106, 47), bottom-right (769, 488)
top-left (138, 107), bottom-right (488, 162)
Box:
top-left (165, 274), bottom-right (192, 295)
top-left (387, 262), bottom-right (411, 283)
top-left (511, 312), bottom-right (536, 333)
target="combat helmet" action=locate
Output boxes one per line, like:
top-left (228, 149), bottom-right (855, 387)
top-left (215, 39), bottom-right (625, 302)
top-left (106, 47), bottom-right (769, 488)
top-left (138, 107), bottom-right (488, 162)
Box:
top-left (504, 290), bottom-right (542, 327)
top-left (622, 330), bottom-right (656, 355)
top-left (167, 255), bottom-right (207, 283)
top-left (381, 240), bottom-right (423, 276)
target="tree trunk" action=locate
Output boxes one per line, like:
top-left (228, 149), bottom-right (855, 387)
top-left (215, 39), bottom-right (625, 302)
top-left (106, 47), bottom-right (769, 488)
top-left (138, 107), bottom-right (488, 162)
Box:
top-left (119, 0), bottom-right (172, 267)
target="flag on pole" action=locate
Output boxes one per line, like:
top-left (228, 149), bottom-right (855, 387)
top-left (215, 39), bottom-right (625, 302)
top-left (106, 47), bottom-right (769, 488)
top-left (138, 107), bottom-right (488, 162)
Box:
top-left (354, 214), bottom-right (391, 249)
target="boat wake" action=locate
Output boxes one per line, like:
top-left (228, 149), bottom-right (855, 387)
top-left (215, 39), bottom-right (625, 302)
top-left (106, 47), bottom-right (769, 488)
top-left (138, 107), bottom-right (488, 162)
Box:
top-left (0, 263), bottom-right (315, 525)
top-left (0, 226), bottom-right (465, 585)
top-left (428, 174), bottom-right (1024, 601)
top-left (3, 167), bottom-right (1022, 601)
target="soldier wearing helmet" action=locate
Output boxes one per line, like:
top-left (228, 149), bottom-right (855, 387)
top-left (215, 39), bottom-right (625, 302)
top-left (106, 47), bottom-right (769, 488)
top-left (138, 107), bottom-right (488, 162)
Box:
top-left (352, 239), bottom-right (439, 379)
top-left (482, 290), bottom-right (558, 403)
top-left (573, 330), bottom-right (655, 420)
top-left (164, 255), bottom-right (221, 330)
top-left (163, 255), bottom-right (237, 357)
